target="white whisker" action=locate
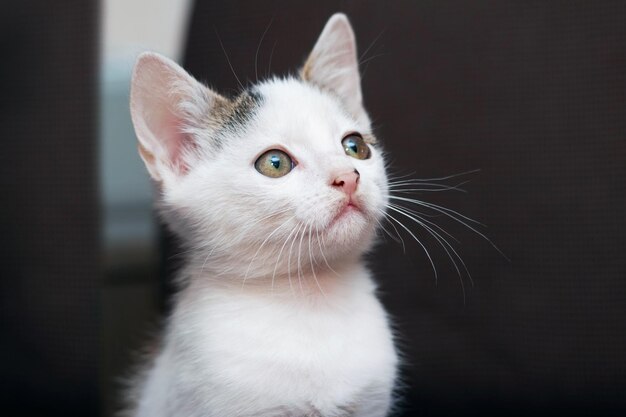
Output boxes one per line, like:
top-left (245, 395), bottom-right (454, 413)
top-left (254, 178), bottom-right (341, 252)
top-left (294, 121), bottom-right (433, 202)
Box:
top-left (287, 223), bottom-right (302, 296)
top-left (383, 210), bottom-right (438, 282)
top-left (389, 195), bottom-right (484, 226)
top-left (358, 29), bottom-right (385, 64)
top-left (272, 223), bottom-right (300, 294)
top-left (255, 16), bottom-right (274, 83)
top-left (387, 180), bottom-right (470, 193)
top-left (242, 214), bottom-right (295, 289)
top-left (315, 226), bottom-right (341, 277)
top-left (387, 204), bottom-right (471, 302)
top-left (388, 203), bottom-right (460, 244)
top-left (266, 39), bottom-right (278, 78)
top-left (377, 209), bottom-right (405, 252)
top-left (390, 169), bottom-right (481, 183)
top-left (389, 195), bottom-right (508, 260)
top-left (214, 27), bottom-right (245, 91)
top-left (296, 223), bottom-right (307, 294)
top-left (308, 223), bottom-right (327, 299)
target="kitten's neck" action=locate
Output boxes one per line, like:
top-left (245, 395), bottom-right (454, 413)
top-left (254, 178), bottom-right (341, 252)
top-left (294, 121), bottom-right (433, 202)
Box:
top-left (182, 253), bottom-right (370, 303)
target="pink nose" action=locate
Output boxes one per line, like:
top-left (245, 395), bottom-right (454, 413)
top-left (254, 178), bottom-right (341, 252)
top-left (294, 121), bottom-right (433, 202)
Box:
top-left (332, 169), bottom-right (360, 196)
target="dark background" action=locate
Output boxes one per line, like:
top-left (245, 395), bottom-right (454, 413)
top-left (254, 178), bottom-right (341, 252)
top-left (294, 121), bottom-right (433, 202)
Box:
top-left (2, 0), bottom-right (625, 416)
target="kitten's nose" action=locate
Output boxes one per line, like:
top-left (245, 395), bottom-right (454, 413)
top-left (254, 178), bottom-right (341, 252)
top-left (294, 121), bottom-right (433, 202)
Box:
top-left (332, 169), bottom-right (360, 196)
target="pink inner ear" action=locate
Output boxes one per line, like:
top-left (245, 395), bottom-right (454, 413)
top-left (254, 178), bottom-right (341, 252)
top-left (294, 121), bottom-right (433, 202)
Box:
top-left (142, 94), bottom-right (198, 176)
top-left (160, 112), bottom-right (192, 175)
top-left (131, 52), bottom-right (218, 180)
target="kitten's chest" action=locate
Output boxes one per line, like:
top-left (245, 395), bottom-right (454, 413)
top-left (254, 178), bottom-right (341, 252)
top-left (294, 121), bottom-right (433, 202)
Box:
top-left (174, 284), bottom-right (397, 412)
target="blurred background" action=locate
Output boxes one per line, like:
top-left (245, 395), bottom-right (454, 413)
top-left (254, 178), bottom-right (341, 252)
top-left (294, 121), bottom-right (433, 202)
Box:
top-left (1, 1), bottom-right (625, 416)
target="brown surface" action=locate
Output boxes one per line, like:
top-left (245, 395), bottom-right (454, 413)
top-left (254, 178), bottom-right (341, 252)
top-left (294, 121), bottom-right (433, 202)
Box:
top-left (0, 0), bottom-right (100, 416)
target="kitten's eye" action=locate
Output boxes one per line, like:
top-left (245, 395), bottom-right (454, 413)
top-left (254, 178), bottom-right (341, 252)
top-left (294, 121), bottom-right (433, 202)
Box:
top-left (342, 134), bottom-right (371, 160)
top-left (255, 149), bottom-right (294, 178)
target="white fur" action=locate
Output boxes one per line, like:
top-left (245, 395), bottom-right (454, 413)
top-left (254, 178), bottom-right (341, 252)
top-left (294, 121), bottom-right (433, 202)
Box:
top-left (302, 14), bottom-right (368, 126)
top-left (127, 13), bottom-right (398, 417)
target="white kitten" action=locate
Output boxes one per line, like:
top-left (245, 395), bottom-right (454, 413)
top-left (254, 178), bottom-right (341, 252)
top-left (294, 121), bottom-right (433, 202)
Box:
top-left (127, 13), bottom-right (398, 417)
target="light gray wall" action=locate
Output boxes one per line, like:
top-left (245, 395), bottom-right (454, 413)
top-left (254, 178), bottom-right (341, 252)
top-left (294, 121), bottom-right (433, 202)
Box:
top-left (100, 0), bottom-right (192, 248)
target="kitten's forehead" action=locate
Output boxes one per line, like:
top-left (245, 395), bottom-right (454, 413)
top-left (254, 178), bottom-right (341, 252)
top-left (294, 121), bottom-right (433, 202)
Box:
top-left (213, 91), bottom-right (263, 132)
top-left (252, 78), bottom-right (361, 146)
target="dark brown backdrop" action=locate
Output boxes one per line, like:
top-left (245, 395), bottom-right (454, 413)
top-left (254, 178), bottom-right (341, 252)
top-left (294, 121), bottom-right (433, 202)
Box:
top-left (176, 1), bottom-right (626, 416)
top-left (0, 0), bottom-right (100, 416)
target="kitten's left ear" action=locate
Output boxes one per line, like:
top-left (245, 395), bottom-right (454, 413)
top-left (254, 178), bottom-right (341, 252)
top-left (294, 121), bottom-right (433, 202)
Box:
top-left (302, 13), bottom-right (368, 123)
top-left (130, 52), bottom-right (225, 183)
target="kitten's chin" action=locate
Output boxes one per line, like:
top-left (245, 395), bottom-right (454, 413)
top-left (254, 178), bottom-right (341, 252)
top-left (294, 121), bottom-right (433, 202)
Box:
top-left (323, 206), bottom-right (376, 253)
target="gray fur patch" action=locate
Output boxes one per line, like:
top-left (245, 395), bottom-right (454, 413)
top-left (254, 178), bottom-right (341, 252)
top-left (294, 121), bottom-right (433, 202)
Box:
top-left (208, 90), bottom-right (263, 146)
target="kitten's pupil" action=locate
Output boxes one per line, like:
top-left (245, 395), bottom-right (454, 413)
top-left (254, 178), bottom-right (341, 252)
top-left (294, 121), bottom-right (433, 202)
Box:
top-left (346, 140), bottom-right (358, 154)
top-left (270, 155), bottom-right (281, 169)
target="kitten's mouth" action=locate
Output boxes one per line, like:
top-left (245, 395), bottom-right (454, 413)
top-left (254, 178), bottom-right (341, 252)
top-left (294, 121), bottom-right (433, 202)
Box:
top-left (328, 199), bottom-right (363, 229)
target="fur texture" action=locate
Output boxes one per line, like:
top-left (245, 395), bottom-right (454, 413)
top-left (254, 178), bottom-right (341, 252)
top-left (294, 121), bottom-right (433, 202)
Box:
top-left (127, 13), bottom-right (398, 417)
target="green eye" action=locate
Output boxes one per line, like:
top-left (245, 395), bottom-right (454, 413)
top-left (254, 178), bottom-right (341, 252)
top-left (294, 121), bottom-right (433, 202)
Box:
top-left (342, 134), bottom-right (371, 160)
top-left (254, 149), bottom-right (294, 178)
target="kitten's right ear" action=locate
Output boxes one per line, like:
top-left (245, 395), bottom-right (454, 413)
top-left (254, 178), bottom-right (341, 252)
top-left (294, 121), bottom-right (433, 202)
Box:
top-left (130, 52), bottom-right (224, 182)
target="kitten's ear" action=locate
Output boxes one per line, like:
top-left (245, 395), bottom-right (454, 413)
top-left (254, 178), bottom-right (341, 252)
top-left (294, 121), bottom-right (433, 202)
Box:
top-left (302, 14), bottom-right (367, 122)
top-left (130, 52), bottom-right (223, 182)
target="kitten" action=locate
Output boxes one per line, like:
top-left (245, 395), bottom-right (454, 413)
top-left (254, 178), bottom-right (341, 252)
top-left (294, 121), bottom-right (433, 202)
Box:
top-left (127, 13), bottom-right (398, 417)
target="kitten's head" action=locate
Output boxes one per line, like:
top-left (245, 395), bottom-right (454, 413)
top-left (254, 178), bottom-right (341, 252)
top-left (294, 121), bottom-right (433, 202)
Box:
top-left (130, 14), bottom-right (388, 282)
